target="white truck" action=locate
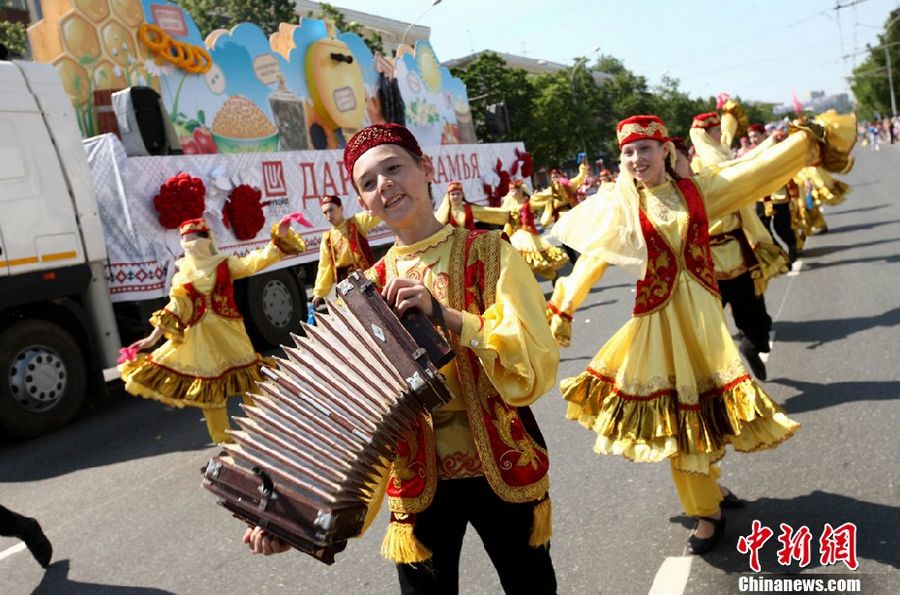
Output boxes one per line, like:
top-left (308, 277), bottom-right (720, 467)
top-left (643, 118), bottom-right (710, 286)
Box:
top-left (0, 59), bottom-right (523, 438)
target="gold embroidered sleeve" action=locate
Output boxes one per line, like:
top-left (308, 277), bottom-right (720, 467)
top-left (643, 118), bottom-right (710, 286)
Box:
top-left (548, 255), bottom-right (608, 316)
top-left (528, 187), bottom-right (553, 209)
top-left (698, 131), bottom-right (817, 221)
top-left (227, 243), bottom-right (284, 281)
top-left (470, 204), bottom-right (513, 226)
top-left (458, 242), bottom-right (559, 407)
top-left (354, 211), bottom-right (382, 234)
top-left (570, 162), bottom-right (589, 189)
top-left (270, 222), bottom-right (308, 255)
top-left (149, 287), bottom-right (190, 342)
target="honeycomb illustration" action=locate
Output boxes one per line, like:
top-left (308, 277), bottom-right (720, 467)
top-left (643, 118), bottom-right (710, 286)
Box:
top-left (27, 0), bottom-right (153, 137)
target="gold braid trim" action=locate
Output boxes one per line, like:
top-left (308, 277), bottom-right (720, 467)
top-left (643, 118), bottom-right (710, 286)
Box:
top-left (385, 417), bottom-right (438, 514)
top-left (381, 517), bottom-right (432, 564)
top-left (560, 371), bottom-right (799, 472)
top-left (119, 354), bottom-right (264, 409)
top-left (270, 222), bottom-right (307, 255)
top-left (618, 121), bottom-right (668, 144)
top-left (529, 496), bottom-right (553, 547)
top-left (452, 230), bottom-right (550, 504)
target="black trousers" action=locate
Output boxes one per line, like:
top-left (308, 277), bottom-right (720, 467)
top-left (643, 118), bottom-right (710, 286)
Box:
top-left (0, 504), bottom-right (19, 536)
top-left (719, 272), bottom-right (772, 353)
top-left (770, 203), bottom-right (797, 261)
top-left (396, 477), bottom-right (557, 595)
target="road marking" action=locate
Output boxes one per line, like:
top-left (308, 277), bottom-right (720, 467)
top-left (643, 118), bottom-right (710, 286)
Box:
top-left (0, 542), bottom-right (26, 562)
top-left (648, 555), bottom-right (693, 595)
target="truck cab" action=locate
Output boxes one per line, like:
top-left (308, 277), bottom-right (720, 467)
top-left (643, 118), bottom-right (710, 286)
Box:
top-left (0, 60), bottom-right (123, 437)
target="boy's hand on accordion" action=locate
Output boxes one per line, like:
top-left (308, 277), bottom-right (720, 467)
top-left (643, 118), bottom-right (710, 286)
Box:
top-left (243, 526), bottom-right (290, 556)
top-left (382, 278), bottom-right (463, 334)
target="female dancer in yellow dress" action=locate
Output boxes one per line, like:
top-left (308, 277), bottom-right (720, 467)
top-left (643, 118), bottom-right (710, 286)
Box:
top-left (434, 181), bottom-right (511, 230)
top-left (548, 113), bottom-right (854, 553)
top-left (119, 217), bottom-right (307, 443)
top-left (499, 179), bottom-right (569, 280)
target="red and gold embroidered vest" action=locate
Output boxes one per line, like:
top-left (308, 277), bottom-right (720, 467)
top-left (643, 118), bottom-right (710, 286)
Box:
top-left (327, 219), bottom-right (375, 278)
top-left (633, 178), bottom-right (720, 316)
top-left (518, 200), bottom-right (538, 234)
top-left (184, 260), bottom-right (243, 325)
top-left (368, 228), bottom-right (550, 513)
top-left (448, 204), bottom-right (475, 230)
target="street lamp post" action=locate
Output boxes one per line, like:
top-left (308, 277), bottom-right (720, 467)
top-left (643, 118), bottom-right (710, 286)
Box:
top-left (885, 45), bottom-right (897, 117)
top-left (399, 0), bottom-right (442, 49)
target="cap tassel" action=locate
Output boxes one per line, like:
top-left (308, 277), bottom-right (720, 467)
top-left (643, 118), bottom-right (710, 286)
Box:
top-left (529, 496), bottom-right (553, 547)
top-left (381, 517), bottom-right (432, 564)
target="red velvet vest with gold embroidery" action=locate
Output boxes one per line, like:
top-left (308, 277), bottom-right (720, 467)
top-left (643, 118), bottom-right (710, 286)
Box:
top-left (184, 260), bottom-right (243, 325)
top-left (368, 228), bottom-right (550, 513)
top-left (633, 178), bottom-right (720, 316)
top-left (518, 200), bottom-right (538, 234)
top-left (448, 204), bottom-right (475, 230)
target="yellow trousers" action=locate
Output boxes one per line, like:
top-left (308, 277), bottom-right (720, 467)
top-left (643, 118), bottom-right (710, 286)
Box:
top-left (201, 395), bottom-right (254, 444)
top-left (670, 459), bottom-right (723, 517)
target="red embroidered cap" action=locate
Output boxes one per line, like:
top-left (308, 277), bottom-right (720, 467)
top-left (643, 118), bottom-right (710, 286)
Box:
top-left (617, 115), bottom-right (669, 148)
top-left (319, 195), bottom-right (342, 207)
top-left (691, 111), bottom-right (721, 129)
top-left (179, 218), bottom-right (210, 236)
top-left (343, 123), bottom-right (423, 180)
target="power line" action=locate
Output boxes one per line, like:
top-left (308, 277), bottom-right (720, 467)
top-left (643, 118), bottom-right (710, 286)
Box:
top-left (647, 8), bottom-right (834, 75)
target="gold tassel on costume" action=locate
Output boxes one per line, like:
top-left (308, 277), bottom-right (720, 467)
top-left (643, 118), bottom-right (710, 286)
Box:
top-left (529, 497), bottom-right (553, 547)
top-left (381, 519), bottom-right (432, 564)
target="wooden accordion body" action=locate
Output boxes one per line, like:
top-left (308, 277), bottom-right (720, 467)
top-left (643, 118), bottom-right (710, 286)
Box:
top-left (202, 271), bottom-right (454, 564)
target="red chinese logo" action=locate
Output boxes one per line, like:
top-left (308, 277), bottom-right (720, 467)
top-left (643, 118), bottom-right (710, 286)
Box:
top-left (737, 519), bottom-right (774, 572)
top-left (737, 521), bottom-right (859, 572)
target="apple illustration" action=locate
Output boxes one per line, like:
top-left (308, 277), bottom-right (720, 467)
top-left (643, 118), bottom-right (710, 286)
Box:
top-left (193, 127), bottom-right (218, 154)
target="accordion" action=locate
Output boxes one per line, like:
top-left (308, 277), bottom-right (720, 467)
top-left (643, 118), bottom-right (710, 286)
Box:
top-left (202, 271), bottom-right (454, 564)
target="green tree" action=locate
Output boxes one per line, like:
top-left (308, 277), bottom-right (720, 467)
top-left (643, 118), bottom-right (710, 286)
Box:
top-left (174, 0), bottom-right (298, 38)
top-left (650, 75), bottom-right (710, 139)
top-left (307, 2), bottom-right (384, 55)
top-left (449, 52), bottom-right (535, 145)
top-left (851, 8), bottom-right (900, 120)
top-left (0, 20), bottom-right (26, 57)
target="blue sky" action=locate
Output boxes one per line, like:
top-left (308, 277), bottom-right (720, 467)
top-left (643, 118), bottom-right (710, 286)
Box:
top-left (328, 0), bottom-right (900, 106)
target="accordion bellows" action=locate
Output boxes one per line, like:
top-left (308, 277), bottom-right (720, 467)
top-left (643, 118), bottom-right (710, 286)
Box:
top-left (203, 271), bottom-right (454, 564)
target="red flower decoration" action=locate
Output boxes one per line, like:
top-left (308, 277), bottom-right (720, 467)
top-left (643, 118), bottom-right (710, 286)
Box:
top-left (515, 148), bottom-right (533, 178)
top-left (153, 172), bottom-right (206, 229)
top-left (223, 184), bottom-right (265, 240)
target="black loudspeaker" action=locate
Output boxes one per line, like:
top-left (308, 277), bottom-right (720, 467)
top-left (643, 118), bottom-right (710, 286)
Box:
top-left (129, 86), bottom-right (168, 155)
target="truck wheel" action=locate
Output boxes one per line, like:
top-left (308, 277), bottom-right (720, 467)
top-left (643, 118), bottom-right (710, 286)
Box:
top-left (0, 320), bottom-right (87, 438)
top-left (244, 269), bottom-right (306, 349)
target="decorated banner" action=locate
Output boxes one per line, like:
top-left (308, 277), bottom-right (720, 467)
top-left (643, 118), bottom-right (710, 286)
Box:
top-left (28, 0), bottom-right (477, 151)
top-left (84, 134), bottom-right (524, 302)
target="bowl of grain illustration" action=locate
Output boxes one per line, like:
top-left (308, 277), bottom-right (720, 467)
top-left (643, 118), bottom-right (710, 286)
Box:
top-left (211, 95), bottom-right (279, 153)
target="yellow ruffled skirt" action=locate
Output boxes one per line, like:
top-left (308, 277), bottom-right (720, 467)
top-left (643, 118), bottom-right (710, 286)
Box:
top-left (119, 314), bottom-right (265, 409)
top-left (561, 274), bottom-right (799, 475)
top-left (509, 228), bottom-right (569, 279)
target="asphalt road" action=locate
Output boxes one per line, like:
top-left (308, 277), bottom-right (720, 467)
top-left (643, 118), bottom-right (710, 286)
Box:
top-left (2, 146), bottom-right (898, 594)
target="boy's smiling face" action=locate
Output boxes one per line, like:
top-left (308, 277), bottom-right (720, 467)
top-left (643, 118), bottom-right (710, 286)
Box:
top-left (352, 144), bottom-right (434, 230)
